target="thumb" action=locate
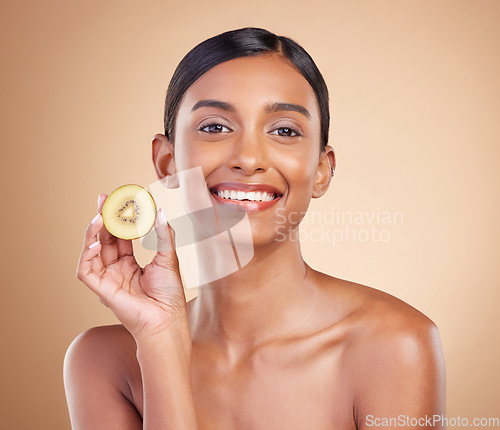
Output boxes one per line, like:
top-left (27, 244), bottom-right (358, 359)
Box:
top-left (144, 208), bottom-right (186, 308)
top-left (151, 208), bottom-right (180, 273)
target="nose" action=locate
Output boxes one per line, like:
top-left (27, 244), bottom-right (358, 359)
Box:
top-left (226, 131), bottom-right (269, 175)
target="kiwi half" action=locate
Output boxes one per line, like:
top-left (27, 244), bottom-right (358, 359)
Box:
top-left (102, 184), bottom-right (157, 240)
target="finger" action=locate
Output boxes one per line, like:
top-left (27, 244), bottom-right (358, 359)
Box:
top-left (97, 193), bottom-right (120, 266)
top-left (151, 208), bottom-right (180, 273)
top-left (148, 209), bottom-right (185, 305)
top-left (80, 212), bottom-right (105, 286)
top-left (76, 240), bottom-right (104, 293)
top-left (98, 193), bottom-right (136, 262)
top-left (77, 240), bottom-right (121, 309)
top-left (83, 212), bottom-right (104, 249)
top-left (116, 237), bottom-right (135, 259)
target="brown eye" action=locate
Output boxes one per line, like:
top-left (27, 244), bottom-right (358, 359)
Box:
top-left (279, 127), bottom-right (294, 137)
top-left (270, 127), bottom-right (301, 137)
top-left (200, 123), bottom-right (231, 133)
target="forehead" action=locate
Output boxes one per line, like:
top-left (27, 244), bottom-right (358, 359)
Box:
top-left (178, 54), bottom-right (319, 118)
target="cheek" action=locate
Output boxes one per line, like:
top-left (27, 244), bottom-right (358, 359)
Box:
top-left (173, 111), bottom-right (206, 171)
top-left (281, 147), bottom-right (319, 190)
top-left (173, 129), bottom-right (195, 171)
top-left (275, 126), bottom-right (322, 192)
top-left (174, 132), bottom-right (220, 174)
top-left (175, 146), bottom-right (202, 172)
top-left (277, 147), bottom-right (320, 225)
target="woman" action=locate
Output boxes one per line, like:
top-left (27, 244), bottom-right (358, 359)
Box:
top-left (64, 27), bottom-right (446, 429)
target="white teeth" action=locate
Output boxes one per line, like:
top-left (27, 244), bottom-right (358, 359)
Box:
top-left (215, 189), bottom-right (277, 202)
top-left (262, 192), bottom-right (273, 202)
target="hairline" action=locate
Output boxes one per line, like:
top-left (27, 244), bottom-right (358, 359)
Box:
top-left (169, 52), bottom-right (324, 151)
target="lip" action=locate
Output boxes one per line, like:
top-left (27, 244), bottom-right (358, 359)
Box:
top-left (209, 182), bottom-right (283, 213)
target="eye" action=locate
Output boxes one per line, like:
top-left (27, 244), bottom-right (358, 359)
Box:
top-left (199, 123), bottom-right (231, 133)
top-left (269, 126), bottom-right (302, 138)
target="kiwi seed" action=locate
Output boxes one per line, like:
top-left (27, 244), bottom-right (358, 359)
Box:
top-left (101, 184), bottom-right (157, 240)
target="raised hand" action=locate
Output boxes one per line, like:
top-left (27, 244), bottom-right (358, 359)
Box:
top-left (76, 194), bottom-right (188, 341)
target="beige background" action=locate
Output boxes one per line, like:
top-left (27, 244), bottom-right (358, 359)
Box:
top-left (1, 0), bottom-right (499, 428)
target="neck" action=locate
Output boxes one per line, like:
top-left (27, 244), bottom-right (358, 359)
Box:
top-left (189, 229), bottom-right (320, 359)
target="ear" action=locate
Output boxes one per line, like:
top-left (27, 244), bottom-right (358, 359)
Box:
top-left (312, 145), bottom-right (336, 198)
top-left (152, 133), bottom-right (179, 188)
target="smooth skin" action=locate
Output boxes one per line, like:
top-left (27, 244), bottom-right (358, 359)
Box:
top-left (65, 54), bottom-right (446, 430)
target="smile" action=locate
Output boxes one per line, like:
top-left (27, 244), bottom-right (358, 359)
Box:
top-left (215, 189), bottom-right (276, 202)
top-left (209, 183), bottom-right (283, 211)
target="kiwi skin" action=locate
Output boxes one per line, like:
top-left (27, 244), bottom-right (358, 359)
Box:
top-left (101, 184), bottom-right (157, 240)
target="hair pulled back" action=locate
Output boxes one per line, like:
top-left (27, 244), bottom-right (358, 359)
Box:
top-left (164, 27), bottom-right (330, 150)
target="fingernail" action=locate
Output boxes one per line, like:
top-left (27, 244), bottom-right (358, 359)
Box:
top-left (89, 240), bottom-right (100, 249)
top-left (91, 213), bottom-right (100, 224)
top-left (97, 194), bottom-right (104, 207)
top-left (159, 208), bottom-right (168, 225)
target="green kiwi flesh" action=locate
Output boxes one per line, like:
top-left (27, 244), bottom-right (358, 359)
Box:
top-left (102, 184), bottom-right (157, 240)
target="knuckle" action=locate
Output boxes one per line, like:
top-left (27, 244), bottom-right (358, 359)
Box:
top-left (85, 222), bottom-right (94, 235)
top-left (100, 234), bottom-right (116, 245)
top-left (156, 255), bottom-right (180, 272)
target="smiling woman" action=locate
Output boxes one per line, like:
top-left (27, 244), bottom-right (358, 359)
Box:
top-left (64, 27), bottom-right (446, 430)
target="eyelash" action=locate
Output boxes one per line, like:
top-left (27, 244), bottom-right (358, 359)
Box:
top-left (199, 123), bottom-right (231, 133)
top-left (269, 126), bottom-right (302, 138)
top-left (198, 122), bottom-right (302, 138)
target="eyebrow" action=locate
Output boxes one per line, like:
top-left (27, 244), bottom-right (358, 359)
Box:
top-left (191, 99), bottom-right (235, 112)
top-left (265, 102), bottom-right (311, 119)
top-left (191, 99), bottom-right (311, 119)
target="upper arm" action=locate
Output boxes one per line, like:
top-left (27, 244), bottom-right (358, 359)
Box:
top-left (353, 313), bottom-right (446, 430)
top-left (63, 326), bottom-right (142, 430)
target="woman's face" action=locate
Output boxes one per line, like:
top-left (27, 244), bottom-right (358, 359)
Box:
top-left (168, 54), bottom-right (332, 246)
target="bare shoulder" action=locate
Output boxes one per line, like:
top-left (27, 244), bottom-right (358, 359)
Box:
top-left (312, 270), bottom-right (444, 372)
top-left (65, 324), bottom-right (137, 368)
top-left (314, 271), bottom-right (446, 418)
top-left (314, 270), bottom-right (440, 339)
top-left (64, 324), bottom-right (140, 407)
